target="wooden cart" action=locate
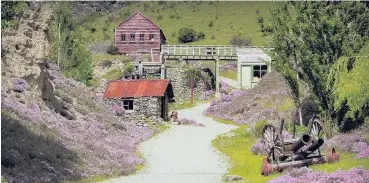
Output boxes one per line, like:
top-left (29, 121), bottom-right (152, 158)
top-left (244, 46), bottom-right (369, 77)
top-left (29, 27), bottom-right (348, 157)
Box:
top-left (260, 116), bottom-right (339, 175)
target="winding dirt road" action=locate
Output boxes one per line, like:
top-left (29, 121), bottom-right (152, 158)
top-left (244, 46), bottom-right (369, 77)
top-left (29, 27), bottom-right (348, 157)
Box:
top-left (102, 103), bottom-right (235, 183)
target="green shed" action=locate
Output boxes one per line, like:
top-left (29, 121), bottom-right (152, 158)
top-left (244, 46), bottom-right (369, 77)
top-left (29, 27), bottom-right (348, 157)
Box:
top-left (237, 48), bottom-right (272, 88)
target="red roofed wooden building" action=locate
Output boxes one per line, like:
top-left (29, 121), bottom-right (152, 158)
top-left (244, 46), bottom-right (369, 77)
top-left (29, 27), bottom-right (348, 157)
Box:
top-left (104, 79), bottom-right (174, 120)
top-left (114, 12), bottom-right (166, 62)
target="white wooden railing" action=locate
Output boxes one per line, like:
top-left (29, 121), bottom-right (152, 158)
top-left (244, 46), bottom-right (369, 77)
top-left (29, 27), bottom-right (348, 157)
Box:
top-left (161, 45), bottom-right (238, 56)
top-left (161, 45), bottom-right (273, 56)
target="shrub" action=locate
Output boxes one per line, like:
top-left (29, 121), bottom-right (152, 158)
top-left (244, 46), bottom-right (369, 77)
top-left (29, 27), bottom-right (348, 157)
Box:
top-left (269, 166), bottom-right (369, 183)
top-left (252, 119), bottom-right (268, 138)
top-left (208, 20), bottom-right (214, 27)
top-left (1, 2), bottom-right (26, 29)
top-left (157, 14), bottom-right (163, 20)
top-left (250, 138), bottom-right (265, 155)
top-left (100, 60), bottom-right (113, 68)
top-left (285, 124), bottom-right (307, 137)
top-left (124, 64), bottom-right (135, 73)
top-left (294, 125), bottom-right (307, 137)
top-left (12, 78), bottom-right (28, 93)
top-left (102, 69), bottom-right (123, 80)
top-left (178, 27), bottom-right (197, 43)
top-left (175, 13), bottom-right (181, 20)
top-left (197, 31), bottom-right (205, 40)
top-left (229, 36), bottom-right (252, 46)
top-left (107, 44), bottom-right (119, 55)
top-left (112, 104), bottom-right (125, 116)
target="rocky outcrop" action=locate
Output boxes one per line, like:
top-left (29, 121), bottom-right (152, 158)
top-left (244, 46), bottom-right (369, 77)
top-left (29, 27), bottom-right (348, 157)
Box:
top-left (1, 2), bottom-right (51, 81)
top-left (1, 3), bottom-right (157, 183)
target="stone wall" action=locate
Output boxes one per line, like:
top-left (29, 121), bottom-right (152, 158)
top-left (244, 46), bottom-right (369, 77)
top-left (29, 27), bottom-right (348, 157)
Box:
top-left (166, 61), bottom-right (207, 103)
top-left (105, 96), bottom-right (164, 123)
top-left (133, 97), bottom-right (162, 117)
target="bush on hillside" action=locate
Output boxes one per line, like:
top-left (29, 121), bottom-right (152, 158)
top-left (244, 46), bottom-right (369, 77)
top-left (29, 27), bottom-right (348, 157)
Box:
top-left (197, 31), bottom-right (205, 40)
top-left (107, 44), bottom-right (119, 55)
top-left (252, 119), bottom-right (268, 138)
top-left (1, 1), bottom-right (27, 29)
top-left (112, 104), bottom-right (125, 116)
top-left (208, 20), bottom-right (214, 27)
top-left (100, 60), bottom-right (112, 68)
top-left (269, 166), bottom-right (369, 183)
top-left (229, 36), bottom-right (252, 46)
top-left (250, 138), bottom-right (265, 155)
top-left (177, 27), bottom-right (197, 43)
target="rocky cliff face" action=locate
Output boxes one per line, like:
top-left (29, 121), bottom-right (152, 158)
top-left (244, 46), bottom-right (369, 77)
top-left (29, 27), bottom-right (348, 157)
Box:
top-left (2, 2), bottom-right (50, 94)
top-left (1, 3), bottom-right (154, 182)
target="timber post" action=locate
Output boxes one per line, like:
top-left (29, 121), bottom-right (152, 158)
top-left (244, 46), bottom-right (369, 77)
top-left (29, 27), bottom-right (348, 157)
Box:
top-left (215, 56), bottom-right (220, 98)
top-left (160, 53), bottom-right (165, 79)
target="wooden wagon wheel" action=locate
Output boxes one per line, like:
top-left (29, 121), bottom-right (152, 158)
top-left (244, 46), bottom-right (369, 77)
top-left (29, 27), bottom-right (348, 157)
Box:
top-left (262, 125), bottom-right (283, 162)
top-left (308, 118), bottom-right (326, 140)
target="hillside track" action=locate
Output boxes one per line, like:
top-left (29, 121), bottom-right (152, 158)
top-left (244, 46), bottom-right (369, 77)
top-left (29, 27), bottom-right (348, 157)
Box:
top-left (102, 103), bottom-right (236, 183)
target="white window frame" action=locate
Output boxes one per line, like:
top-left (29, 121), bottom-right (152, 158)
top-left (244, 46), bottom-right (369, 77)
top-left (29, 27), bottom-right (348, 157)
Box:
top-left (122, 100), bottom-right (134, 111)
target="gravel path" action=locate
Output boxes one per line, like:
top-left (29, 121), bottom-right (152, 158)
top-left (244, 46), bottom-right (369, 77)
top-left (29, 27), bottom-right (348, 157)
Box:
top-left (102, 103), bottom-right (236, 183)
top-left (220, 77), bottom-right (240, 89)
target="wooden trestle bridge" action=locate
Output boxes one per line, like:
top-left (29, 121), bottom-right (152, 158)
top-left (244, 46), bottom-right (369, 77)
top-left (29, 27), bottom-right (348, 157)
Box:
top-left (135, 45), bottom-right (272, 97)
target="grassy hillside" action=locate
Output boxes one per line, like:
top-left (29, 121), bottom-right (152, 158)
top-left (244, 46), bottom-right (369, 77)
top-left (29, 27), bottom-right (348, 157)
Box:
top-left (76, 1), bottom-right (274, 46)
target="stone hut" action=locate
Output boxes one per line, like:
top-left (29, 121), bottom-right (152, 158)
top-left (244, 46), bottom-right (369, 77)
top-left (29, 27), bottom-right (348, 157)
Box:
top-left (103, 79), bottom-right (174, 121)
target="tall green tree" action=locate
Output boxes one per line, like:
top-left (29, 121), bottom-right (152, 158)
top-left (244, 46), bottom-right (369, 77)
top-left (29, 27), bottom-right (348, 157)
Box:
top-left (184, 67), bottom-right (202, 104)
top-left (260, 2), bottom-right (369, 127)
top-left (50, 2), bottom-right (93, 85)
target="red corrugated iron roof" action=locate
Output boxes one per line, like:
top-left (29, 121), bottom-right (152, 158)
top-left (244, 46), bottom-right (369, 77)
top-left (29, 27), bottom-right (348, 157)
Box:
top-left (103, 79), bottom-right (170, 99)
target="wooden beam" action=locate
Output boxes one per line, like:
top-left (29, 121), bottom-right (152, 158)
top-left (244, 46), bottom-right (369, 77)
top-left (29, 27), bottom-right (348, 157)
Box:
top-left (215, 57), bottom-right (220, 98)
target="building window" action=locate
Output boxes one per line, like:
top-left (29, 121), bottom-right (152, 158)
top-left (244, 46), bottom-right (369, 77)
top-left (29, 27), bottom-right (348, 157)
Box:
top-left (139, 34), bottom-right (145, 41)
top-left (121, 34), bottom-right (126, 41)
top-left (122, 100), bottom-right (134, 110)
top-left (253, 65), bottom-right (268, 80)
top-left (130, 34), bottom-right (135, 41)
top-left (149, 34), bottom-right (154, 41)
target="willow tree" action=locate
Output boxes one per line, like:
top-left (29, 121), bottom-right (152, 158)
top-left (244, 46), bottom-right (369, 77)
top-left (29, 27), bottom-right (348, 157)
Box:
top-left (259, 1), bottom-right (369, 127)
top-left (327, 44), bottom-right (369, 131)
